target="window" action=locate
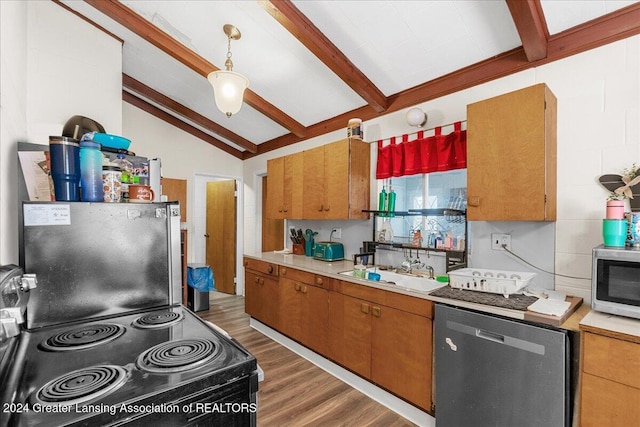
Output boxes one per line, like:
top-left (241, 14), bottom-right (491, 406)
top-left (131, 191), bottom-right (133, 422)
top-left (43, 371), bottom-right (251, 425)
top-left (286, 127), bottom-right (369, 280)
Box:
top-left (378, 169), bottom-right (467, 246)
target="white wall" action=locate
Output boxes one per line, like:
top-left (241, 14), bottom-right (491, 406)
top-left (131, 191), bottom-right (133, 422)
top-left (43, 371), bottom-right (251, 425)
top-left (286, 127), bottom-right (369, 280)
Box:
top-left (121, 102), bottom-right (244, 281)
top-left (0, 0), bottom-right (28, 265)
top-left (0, 1), bottom-right (122, 265)
top-left (243, 35), bottom-right (640, 304)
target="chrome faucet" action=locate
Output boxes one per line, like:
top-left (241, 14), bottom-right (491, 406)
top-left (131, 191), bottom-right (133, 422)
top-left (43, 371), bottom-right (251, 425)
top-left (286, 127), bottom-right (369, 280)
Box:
top-left (424, 265), bottom-right (434, 279)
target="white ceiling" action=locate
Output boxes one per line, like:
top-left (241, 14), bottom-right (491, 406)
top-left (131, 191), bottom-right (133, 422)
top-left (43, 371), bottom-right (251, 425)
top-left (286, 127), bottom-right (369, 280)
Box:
top-left (59, 0), bottom-right (639, 156)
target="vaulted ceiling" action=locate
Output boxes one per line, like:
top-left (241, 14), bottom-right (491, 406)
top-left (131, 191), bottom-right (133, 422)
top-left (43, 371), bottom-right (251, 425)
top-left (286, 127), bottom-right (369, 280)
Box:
top-left (57, 0), bottom-right (640, 160)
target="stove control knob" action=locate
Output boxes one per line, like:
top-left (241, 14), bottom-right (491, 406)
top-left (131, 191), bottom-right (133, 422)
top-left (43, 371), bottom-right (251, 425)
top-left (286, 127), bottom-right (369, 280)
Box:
top-left (20, 274), bottom-right (37, 291)
top-left (0, 312), bottom-right (21, 340)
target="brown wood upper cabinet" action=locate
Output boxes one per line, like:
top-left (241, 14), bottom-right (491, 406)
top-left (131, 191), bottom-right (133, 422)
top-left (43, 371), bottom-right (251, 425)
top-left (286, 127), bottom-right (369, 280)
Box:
top-left (466, 83), bottom-right (557, 221)
top-left (303, 139), bottom-right (370, 220)
top-left (266, 139), bottom-right (370, 220)
top-left (266, 152), bottom-right (303, 219)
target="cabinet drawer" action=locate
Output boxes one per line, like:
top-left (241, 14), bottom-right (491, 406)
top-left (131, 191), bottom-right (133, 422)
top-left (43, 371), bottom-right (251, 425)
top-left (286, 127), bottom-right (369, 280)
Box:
top-left (243, 257), bottom-right (278, 277)
top-left (279, 266), bottom-right (313, 284)
top-left (313, 274), bottom-right (338, 291)
top-left (339, 280), bottom-right (433, 318)
top-left (583, 332), bottom-right (640, 389)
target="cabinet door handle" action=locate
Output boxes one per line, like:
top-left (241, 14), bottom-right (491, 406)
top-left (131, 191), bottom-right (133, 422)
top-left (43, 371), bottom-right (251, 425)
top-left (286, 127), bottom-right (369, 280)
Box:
top-left (372, 306), bottom-right (381, 317)
top-left (315, 277), bottom-right (323, 286)
top-left (283, 206), bottom-right (288, 212)
top-left (318, 204), bottom-right (324, 212)
top-left (204, 234), bottom-right (210, 238)
top-left (267, 265), bottom-right (274, 274)
top-left (360, 303), bottom-right (370, 314)
top-left (468, 196), bottom-right (480, 207)
top-left (281, 267), bottom-right (287, 276)
top-left (254, 277), bottom-right (259, 284)
top-left (302, 286), bottom-right (308, 294)
top-left (324, 205), bottom-right (330, 212)
top-left (294, 282), bottom-right (301, 291)
top-left (260, 278), bottom-right (265, 285)
top-left (278, 207), bottom-right (283, 212)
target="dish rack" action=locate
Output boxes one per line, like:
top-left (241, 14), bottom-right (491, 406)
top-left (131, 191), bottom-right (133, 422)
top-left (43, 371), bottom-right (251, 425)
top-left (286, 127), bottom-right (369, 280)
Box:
top-left (448, 268), bottom-right (536, 298)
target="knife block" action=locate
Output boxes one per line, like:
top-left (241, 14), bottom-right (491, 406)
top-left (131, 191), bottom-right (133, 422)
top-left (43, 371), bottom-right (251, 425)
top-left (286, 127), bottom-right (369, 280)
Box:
top-left (292, 244), bottom-right (305, 255)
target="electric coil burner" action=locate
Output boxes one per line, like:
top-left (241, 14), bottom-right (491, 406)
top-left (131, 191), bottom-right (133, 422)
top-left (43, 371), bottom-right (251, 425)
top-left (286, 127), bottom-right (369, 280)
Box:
top-left (132, 310), bottom-right (184, 329)
top-left (35, 365), bottom-right (128, 407)
top-left (39, 323), bottom-right (126, 351)
top-left (136, 338), bottom-right (221, 373)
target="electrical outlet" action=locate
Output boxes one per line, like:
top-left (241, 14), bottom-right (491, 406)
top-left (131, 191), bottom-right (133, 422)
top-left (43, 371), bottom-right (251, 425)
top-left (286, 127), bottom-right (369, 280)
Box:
top-left (332, 227), bottom-right (342, 239)
top-left (491, 233), bottom-right (511, 250)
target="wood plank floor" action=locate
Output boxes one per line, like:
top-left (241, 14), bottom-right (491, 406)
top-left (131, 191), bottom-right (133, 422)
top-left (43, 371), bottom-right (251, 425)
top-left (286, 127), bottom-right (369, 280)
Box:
top-left (198, 292), bottom-right (417, 427)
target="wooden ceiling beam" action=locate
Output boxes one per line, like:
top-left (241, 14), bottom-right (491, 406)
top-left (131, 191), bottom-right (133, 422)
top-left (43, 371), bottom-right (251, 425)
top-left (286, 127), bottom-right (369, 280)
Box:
top-left (123, 91), bottom-right (244, 160)
top-left (506, 0), bottom-right (549, 62)
top-left (253, 3), bottom-right (640, 157)
top-left (123, 74), bottom-right (257, 153)
top-left (260, 0), bottom-right (389, 113)
top-left (547, 2), bottom-right (640, 59)
top-left (85, 0), bottom-right (307, 138)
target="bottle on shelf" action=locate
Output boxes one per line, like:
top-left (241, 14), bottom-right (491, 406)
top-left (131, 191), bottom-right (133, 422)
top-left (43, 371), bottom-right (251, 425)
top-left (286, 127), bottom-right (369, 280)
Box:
top-left (378, 184), bottom-right (387, 217)
top-left (387, 181), bottom-right (396, 217)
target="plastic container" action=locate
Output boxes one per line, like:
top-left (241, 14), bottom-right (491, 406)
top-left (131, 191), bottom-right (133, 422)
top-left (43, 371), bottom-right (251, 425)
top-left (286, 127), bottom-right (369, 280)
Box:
top-left (90, 132), bottom-right (131, 150)
top-left (79, 140), bottom-right (103, 202)
top-left (347, 118), bottom-right (363, 141)
top-left (102, 165), bottom-right (122, 203)
top-left (602, 218), bottom-right (626, 247)
top-left (448, 268), bottom-right (536, 297)
top-left (49, 136), bottom-right (80, 201)
top-left (112, 154), bottom-right (133, 202)
top-left (606, 200), bottom-right (625, 219)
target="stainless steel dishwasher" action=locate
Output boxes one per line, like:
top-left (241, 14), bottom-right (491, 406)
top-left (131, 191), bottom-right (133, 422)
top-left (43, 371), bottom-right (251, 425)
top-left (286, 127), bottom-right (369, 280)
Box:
top-left (434, 303), bottom-right (570, 427)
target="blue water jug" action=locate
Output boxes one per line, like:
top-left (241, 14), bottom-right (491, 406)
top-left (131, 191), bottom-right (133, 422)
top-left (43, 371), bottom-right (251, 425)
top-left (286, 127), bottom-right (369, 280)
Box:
top-left (79, 140), bottom-right (103, 202)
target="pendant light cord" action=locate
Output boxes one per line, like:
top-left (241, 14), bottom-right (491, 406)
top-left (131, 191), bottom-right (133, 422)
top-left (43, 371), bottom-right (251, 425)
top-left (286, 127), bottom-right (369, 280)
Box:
top-left (501, 244), bottom-right (591, 280)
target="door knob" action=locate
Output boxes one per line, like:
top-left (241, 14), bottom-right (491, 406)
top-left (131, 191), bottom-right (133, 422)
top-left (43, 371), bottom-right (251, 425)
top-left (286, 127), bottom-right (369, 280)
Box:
top-left (204, 233), bottom-right (210, 238)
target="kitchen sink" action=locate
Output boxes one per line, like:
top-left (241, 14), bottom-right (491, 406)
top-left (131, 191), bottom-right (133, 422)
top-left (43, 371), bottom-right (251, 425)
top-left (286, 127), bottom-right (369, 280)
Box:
top-left (339, 268), bottom-right (447, 293)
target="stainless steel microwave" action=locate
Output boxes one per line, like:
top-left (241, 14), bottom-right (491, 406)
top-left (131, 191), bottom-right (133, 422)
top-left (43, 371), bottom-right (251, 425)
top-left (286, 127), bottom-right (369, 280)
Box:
top-left (592, 245), bottom-right (640, 320)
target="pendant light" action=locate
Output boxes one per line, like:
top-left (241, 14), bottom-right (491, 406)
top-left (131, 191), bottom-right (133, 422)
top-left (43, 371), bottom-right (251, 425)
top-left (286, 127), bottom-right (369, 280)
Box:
top-left (207, 24), bottom-right (249, 117)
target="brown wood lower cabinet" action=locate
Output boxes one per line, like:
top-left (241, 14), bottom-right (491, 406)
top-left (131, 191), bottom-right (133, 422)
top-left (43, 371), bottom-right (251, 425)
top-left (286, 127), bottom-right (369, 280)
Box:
top-left (245, 270), bottom-right (280, 330)
top-left (279, 276), bottom-right (329, 355)
top-left (328, 286), bottom-right (433, 412)
top-left (243, 258), bottom-right (434, 413)
top-left (580, 331), bottom-right (640, 426)
top-left (371, 303), bottom-right (432, 411)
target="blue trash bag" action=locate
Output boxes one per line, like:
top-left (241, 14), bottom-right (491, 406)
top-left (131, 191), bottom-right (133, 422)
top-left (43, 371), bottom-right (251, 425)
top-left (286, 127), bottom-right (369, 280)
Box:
top-left (187, 266), bottom-right (215, 291)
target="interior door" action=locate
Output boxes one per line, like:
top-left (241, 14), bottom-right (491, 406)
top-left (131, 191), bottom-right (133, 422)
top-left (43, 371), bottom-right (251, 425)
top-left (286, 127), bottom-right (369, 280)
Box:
top-left (206, 180), bottom-right (236, 294)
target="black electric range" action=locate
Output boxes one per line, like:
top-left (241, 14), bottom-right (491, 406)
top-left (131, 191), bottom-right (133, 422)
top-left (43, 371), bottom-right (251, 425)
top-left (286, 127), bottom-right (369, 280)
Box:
top-left (2, 305), bottom-right (257, 426)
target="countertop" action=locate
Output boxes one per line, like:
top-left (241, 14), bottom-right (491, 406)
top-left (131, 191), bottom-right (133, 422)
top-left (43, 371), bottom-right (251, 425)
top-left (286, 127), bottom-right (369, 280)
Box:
top-left (580, 310), bottom-right (640, 343)
top-left (244, 252), bottom-right (585, 329)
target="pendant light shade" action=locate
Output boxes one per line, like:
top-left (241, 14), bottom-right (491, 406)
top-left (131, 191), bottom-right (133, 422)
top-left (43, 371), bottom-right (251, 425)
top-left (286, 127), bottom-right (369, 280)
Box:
top-left (208, 24), bottom-right (249, 117)
top-left (207, 70), bottom-right (249, 117)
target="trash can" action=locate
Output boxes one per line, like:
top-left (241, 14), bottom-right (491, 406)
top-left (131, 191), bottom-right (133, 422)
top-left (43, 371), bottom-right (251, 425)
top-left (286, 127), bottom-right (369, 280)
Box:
top-left (187, 263), bottom-right (214, 312)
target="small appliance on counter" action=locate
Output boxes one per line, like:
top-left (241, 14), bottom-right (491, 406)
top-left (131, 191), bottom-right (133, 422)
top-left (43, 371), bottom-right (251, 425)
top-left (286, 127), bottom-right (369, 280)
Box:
top-left (592, 244), bottom-right (640, 319)
top-left (313, 241), bottom-right (345, 261)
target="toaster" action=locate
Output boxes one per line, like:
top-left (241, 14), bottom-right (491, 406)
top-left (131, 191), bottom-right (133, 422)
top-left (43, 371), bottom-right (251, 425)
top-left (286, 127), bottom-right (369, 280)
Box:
top-left (313, 242), bottom-right (344, 261)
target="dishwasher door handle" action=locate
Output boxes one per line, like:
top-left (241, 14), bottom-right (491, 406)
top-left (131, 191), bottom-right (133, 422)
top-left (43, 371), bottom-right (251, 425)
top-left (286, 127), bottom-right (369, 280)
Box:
top-left (476, 329), bottom-right (505, 343)
top-left (446, 319), bottom-right (546, 355)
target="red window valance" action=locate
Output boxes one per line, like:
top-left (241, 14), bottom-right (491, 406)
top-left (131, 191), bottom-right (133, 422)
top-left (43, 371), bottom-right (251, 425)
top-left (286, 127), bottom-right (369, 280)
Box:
top-left (376, 121), bottom-right (466, 179)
